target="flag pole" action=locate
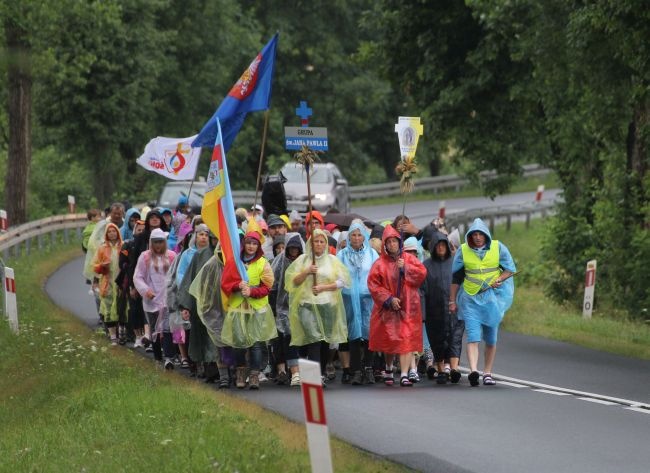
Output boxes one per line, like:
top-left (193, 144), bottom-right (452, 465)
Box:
top-left (253, 110), bottom-right (271, 211)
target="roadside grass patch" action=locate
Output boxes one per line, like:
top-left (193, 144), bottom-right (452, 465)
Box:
top-left (0, 246), bottom-right (408, 473)
top-left (496, 220), bottom-right (650, 360)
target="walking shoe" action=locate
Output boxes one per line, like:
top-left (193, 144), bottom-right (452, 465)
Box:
top-left (164, 359), bottom-right (174, 370)
top-left (140, 336), bottom-right (151, 347)
top-left (133, 337), bottom-right (143, 349)
top-left (351, 370), bottom-right (363, 385)
top-left (321, 375), bottom-right (328, 388)
top-left (468, 371), bottom-right (480, 387)
top-left (364, 367), bottom-right (375, 385)
top-left (218, 376), bottom-right (230, 389)
top-left (408, 369), bottom-right (420, 383)
top-left (290, 373), bottom-right (301, 387)
top-left (383, 370), bottom-right (394, 386)
top-left (249, 371), bottom-right (260, 390)
top-left (341, 371), bottom-right (352, 384)
top-left (325, 363), bottom-right (336, 380)
top-left (258, 372), bottom-right (269, 383)
top-left (235, 367), bottom-right (247, 389)
top-left (436, 371), bottom-right (448, 385)
top-left (426, 366), bottom-right (437, 380)
top-left (450, 369), bottom-right (462, 384)
top-left (110, 337), bottom-right (118, 347)
top-left (276, 371), bottom-right (289, 385)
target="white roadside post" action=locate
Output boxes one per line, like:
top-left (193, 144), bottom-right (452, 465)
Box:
top-left (0, 209), bottom-right (8, 232)
top-left (582, 260), bottom-right (597, 319)
top-left (68, 195), bottom-right (76, 214)
top-left (299, 359), bottom-right (333, 473)
top-left (438, 200), bottom-right (446, 219)
top-left (535, 184), bottom-right (545, 203)
top-left (4, 267), bottom-right (18, 333)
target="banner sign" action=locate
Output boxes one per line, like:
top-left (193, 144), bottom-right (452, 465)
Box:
top-left (137, 135), bottom-right (201, 180)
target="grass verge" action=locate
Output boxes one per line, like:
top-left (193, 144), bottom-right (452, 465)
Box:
top-left (0, 245), bottom-right (409, 473)
top-left (495, 220), bottom-right (650, 360)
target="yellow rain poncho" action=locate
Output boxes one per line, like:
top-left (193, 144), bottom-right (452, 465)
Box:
top-left (285, 229), bottom-right (351, 346)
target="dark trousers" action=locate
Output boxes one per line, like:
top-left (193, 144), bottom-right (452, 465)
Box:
top-left (349, 338), bottom-right (373, 372)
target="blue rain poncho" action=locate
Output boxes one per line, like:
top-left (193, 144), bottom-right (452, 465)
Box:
top-left (285, 229), bottom-right (351, 346)
top-left (451, 218), bottom-right (516, 328)
top-left (121, 207), bottom-right (141, 241)
top-left (336, 222), bottom-right (379, 340)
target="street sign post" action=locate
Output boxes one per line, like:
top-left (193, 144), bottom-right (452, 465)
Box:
top-left (0, 209), bottom-right (7, 232)
top-left (299, 359), bottom-right (333, 473)
top-left (68, 195), bottom-right (76, 214)
top-left (284, 101), bottom-right (329, 151)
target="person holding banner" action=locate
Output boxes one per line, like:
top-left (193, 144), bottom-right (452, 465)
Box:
top-left (220, 230), bottom-right (277, 389)
top-left (448, 218), bottom-right (516, 387)
top-left (285, 229), bottom-right (350, 386)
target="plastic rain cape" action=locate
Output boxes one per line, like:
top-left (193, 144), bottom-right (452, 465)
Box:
top-left (220, 256), bottom-right (277, 348)
top-left (188, 249), bottom-right (226, 347)
top-left (336, 222), bottom-right (378, 340)
top-left (270, 232), bottom-right (304, 335)
top-left (285, 229), bottom-right (351, 346)
top-left (83, 219), bottom-right (108, 280)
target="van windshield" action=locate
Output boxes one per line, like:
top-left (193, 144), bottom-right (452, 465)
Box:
top-left (159, 184), bottom-right (206, 207)
top-left (281, 165), bottom-right (332, 184)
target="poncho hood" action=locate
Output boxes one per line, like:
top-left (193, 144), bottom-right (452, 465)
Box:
top-left (465, 218), bottom-right (492, 249)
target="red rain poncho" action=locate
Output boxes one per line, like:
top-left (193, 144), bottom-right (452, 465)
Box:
top-left (368, 225), bottom-right (426, 354)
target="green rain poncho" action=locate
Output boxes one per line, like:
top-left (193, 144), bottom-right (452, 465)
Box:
top-left (285, 229), bottom-right (351, 346)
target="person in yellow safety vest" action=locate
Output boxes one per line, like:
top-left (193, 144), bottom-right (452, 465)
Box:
top-left (220, 231), bottom-right (277, 390)
top-left (448, 218), bottom-right (516, 387)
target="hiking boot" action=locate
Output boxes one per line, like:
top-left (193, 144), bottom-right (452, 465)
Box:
top-left (276, 371), bottom-right (289, 385)
top-left (351, 370), bottom-right (363, 385)
top-left (249, 370), bottom-right (260, 390)
top-left (364, 367), bottom-right (375, 384)
top-left (235, 367), bottom-right (247, 389)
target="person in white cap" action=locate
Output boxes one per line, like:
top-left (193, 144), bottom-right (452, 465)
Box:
top-left (133, 228), bottom-right (177, 369)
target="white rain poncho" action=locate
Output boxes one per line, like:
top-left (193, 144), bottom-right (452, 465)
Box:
top-left (285, 229), bottom-right (351, 346)
top-left (336, 222), bottom-right (378, 340)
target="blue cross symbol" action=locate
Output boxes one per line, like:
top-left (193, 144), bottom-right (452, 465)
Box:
top-left (296, 101), bottom-right (312, 127)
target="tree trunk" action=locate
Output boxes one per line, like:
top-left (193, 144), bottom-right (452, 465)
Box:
top-left (4, 17), bottom-right (32, 225)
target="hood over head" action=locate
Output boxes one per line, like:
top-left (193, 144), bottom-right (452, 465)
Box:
top-left (381, 224), bottom-right (402, 256)
top-left (284, 233), bottom-right (305, 258)
top-left (428, 231), bottom-right (452, 260)
top-left (465, 218), bottom-right (492, 248)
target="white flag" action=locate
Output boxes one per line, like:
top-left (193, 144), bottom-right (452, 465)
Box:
top-left (136, 135), bottom-right (201, 180)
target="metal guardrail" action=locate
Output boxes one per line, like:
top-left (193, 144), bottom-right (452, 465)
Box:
top-left (0, 213), bottom-right (87, 260)
top-left (230, 163), bottom-right (551, 204)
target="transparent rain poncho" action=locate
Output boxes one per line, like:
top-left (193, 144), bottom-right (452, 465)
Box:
top-left (220, 250), bottom-right (277, 349)
top-left (188, 250), bottom-right (226, 347)
top-left (83, 219), bottom-right (108, 281)
top-left (336, 222), bottom-right (378, 340)
top-left (285, 229), bottom-right (351, 346)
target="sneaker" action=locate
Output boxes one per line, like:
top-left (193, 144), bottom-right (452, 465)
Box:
top-left (258, 372), bottom-right (269, 383)
top-left (408, 369), bottom-right (420, 383)
top-left (164, 359), bottom-right (174, 370)
top-left (383, 370), bottom-right (394, 386)
top-left (364, 367), bottom-right (375, 385)
top-left (341, 371), bottom-right (352, 384)
top-left (133, 337), bottom-right (143, 349)
top-left (276, 371), bottom-right (289, 385)
top-left (436, 371), bottom-right (448, 385)
top-left (290, 373), bottom-right (301, 387)
top-left (351, 370), bottom-right (363, 385)
top-left (468, 371), bottom-right (480, 387)
top-left (325, 363), bottom-right (336, 380)
top-left (426, 366), bottom-right (437, 380)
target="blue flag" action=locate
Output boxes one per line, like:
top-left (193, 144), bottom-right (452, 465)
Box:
top-left (192, 33), bottom-right (278, 150)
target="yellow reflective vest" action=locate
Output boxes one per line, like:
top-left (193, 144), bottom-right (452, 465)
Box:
top-left (228, 257), bottom-right (269, 310)
top-left (461, 242), bottom-right (501, 295)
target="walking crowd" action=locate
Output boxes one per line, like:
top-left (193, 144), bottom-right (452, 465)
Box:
top-left (81, 198), bottom-right (516, 390)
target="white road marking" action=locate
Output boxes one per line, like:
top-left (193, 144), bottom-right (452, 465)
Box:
top-left (577, 397), bottom-right (618, 406)
top-left (624, 407), bottom-right (650, 415)
top-left (533, 389), bottom-right (572, 396)
top-left (498, 381), bottom-right (528, 388)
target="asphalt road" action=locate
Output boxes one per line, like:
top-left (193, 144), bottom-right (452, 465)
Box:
top-left (352, 188), bottom-right (563, 228)
top-left (46, 255), bottom-right (650, 473)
